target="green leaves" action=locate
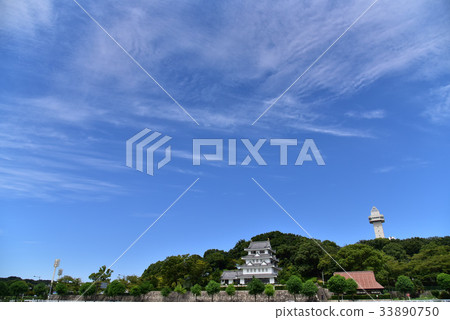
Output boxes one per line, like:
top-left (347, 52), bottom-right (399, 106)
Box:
top-left (395, 275), bottom-right (414, 295)
top-left (9, 281), bottom-right (28, 298)
top-left (174, 284), bottom-right (187, 296)
top-left (437, 273), bottom-right (450, 292)
top-left (301, 280), bottom-right (318, 298)
top-left (105, 280), bottom-right (126, 297)
top-left (79, 282), bottom-right (97, 296)
top-left (33, 283), bottom-right (48, 298)
top-left (225, 284), bottom-right (236, 296)
top-left (247, 278), bottom-right (265, 301)
top-left (205, 280), bottom-right (221, 301)
top-left (88, 265), bottom-right (113, 285)
top-left (264, 284), bottom-right (275, 300)
top-left (129, 285), bottom-right (141, 297)
top-left (161, 287), bottom-right (172, 297)
top-left (190, 284), bottom-right (202, 297)
top-left (286, 276), bottom-right (302, 294)
top-left (327, 275), bottom-right (347, 295)
top-left (55, 282), bottom-right (68, 295)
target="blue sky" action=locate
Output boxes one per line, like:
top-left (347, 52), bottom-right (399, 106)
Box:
top-left (0, 0), bottom-right (449, 281)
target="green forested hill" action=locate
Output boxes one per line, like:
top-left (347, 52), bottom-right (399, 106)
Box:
top-left (141, 231), bottom-right (450, 289)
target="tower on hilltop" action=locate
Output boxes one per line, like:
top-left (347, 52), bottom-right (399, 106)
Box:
top-left (369, 206), bottom-right (385, 239)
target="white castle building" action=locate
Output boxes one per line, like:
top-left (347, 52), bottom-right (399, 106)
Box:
top-left (369, 206), bottom-right (385, 238)
top-left (221, 240), bottom-right (281, 285)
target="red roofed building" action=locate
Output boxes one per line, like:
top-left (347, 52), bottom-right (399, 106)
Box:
top-left (334, 271), bottom-right (384, 293)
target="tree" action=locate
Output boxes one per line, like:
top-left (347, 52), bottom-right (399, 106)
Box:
top-left (264, 284), bottom-right (275, 301)
top-left (0, 282), bottom-right (9, 298)
top-left (437, 273), bottom-right (450, 292)
top-left (382, 242), bottom-right (408, 261)
top-left (395, 275), bottom-right (414, 298)
top-left (55, 283), bottom-right (68, 296)
top-left (286, 276), bottom-right (303, 302)
top-left (89, 265), bottom-right (113, 291)
top-left (408, 244), bottom-right (450, 285)
top-left (106, 280), bottom-right (126, 299)
top-left (345, 278), bottom-right (358, 300)
top-left (190, 284), bottom-right (202, 302)
top-left (174, 284), bottom-right (187, 301)
top-left (161, 287), bottom-right (172, 298)
top-left (139, 281), bottom-right (154, 295)
top-left (130, 285), bottom-right (141, 297)
top-left (204, 249), bottom-right (235, 271)
top-left (301, 280), bottom-right (318, 301)
top-left (247, 278), bottom-right (265, 302)
top-left (33, 283), bottom-right (48, 299)
top-left (9, 281), bottom-right (29, 300)
top-left (58, 275), bottom-right (81, 294)
top-left (79, 282), bottom-right (97, 300)
top-left (327, 275), bottom-right (347, 301)
top-left (118, 275), bottom-right (140, 289)
top-left (225, 284), bottom-right (236, 301)
top-left (205, 280), bottom-right (220, 302)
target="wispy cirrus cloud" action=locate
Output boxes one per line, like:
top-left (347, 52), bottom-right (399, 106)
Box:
top-left (424, 84), bottom-right (450, 124)
top-left (345, 109), bottom-right (386, 119)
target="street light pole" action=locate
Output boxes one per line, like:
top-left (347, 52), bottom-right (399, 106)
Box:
top-left (47, 259), bottom-right (60, 300)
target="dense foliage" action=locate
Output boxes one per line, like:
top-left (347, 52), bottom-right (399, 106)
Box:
top-left (139, 232), bottom-right (449, 291)
top-left (2, 232), bottom-right (448, 301)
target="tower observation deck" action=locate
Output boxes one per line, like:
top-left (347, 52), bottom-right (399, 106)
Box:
top-left (369, 206), bottom-right (385, 238)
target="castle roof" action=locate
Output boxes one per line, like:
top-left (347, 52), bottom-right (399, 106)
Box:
top-left (244, 240), bottom-right (275, 252)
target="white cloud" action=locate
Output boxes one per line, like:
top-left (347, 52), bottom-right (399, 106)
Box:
top-left (424, 84), bottom-right (450, 123)
top-left (0, 0), bottom-right (54, 35)
top-left (346, 109), bottom-right (386, 119)
top-left (2, 0), bottom-right (449, 143)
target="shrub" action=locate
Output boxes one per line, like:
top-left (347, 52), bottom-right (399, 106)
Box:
top-left (264, 284), bottom-right (275, 301)
top-left (226, 284), bottom-right (236, 301)
top-left (129, 285), bottom-right (141, 297)
top-left (174, 284), bottom-right (187, 301)
top-left (161, 287), bottom-right (172, 297)
top-left (106, 280), bottom-right (126, 297)
top-left (437, 273), bottom-right (450, 292)
top-left (302, 280), bottom-right (318, 300)
top-left (247, 278), bottom-right (265, 302)
top-left (327, 275), bottom-right (347, 299)
top-left (55, 283), bottom-right (68, 296)
top-left (286, 276), bottom-right (303, 302)
top-left (139, 281), bottom-right (154, 294)
top-left (190, 284), bottom-right (202, 301)
top-left (10, 281), bottom-right (29, 299)
top-left (79, 282), bottom-right (97, 296)
top-left (205, 280), bottom-right (221, 302)
top-left (395, 276), bottom-right (414, 297)
top-left (33, 283), bottom-right (48, 299)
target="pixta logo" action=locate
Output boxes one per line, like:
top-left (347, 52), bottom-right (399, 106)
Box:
top-left (126, 129), bottom-right (172, 176)
top-left (126, 129), bottom-right (325, 176)
top-left (193, 139), bottom-right (325, 166)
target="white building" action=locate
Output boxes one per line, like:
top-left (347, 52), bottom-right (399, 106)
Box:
top-left (221, 240), bottom-right (281, 285)
top-left (369, 206), bottom-right (385, 238)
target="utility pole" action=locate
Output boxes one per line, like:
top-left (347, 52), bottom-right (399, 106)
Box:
top-left (48, 259), bottom-right (60, 300)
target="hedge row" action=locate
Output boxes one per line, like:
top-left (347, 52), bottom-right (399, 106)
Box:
top-left (330, 293), bottom-right (391, 300)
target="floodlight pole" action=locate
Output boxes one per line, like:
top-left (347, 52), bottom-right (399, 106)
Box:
top-left (47, 259), bottom-right (60, 300)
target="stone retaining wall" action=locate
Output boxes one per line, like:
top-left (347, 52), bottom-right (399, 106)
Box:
top-left (51, 289), bottom-right (331, 302)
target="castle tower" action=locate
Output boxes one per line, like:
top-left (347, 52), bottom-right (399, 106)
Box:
top-left (369, 206), bottom-right (385, 238)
